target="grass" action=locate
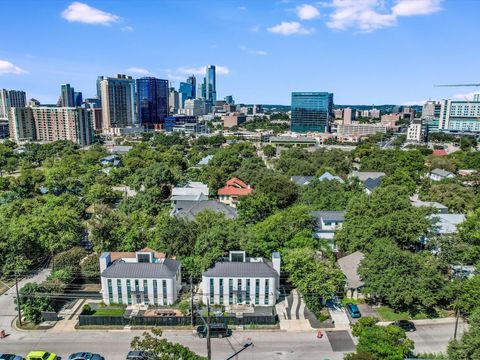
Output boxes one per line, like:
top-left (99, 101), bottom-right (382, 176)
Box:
top-left (376, 306), bottom-right (429, 321)
top-left (93, 306), bottom-right (125, 316)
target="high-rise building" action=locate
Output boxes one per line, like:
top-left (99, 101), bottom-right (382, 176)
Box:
top-left (438, 98), bottom-right (480, 132)
top-left (9, 107), bottom-right (93, 145)
top-left (370, 108), bottom-right (381, 119)
top-left (291, 92), bottom-right (333, 133)
top-left (407, 119), bottom-right (423, 142)
top-left (343, 108), bottom-right (355, 124)
top-left (184, 99), bottom-right (209, 116)
top-left (197, 82), bottom-right (205, 99)
top-left (205, 65), bottom-right (216, 103)
top-left (100, 74), bottom-right (136, 131)
top-left (179, 82), bottom-right (194, 107)
top-left (186, 75), bottom-right (196, 99)
top-left (224, 95), bottom-right (234, 105)
top-left (74, 91), bottom-right (83, 107)
top-left (28, 98), bottom-right (41, 107)
top-left (169, 88), bottom-right (180, 113)
top-left (60, 84), bottom-right (75, 107)
top-left (0, 89), bottom-right (27, 121)
top-left (136, 77), bottom-right (169, 128)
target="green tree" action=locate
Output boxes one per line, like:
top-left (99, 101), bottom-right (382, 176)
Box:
top-left (421, 183), bottom-right (476, 213)
top-left (81, 253), bottom-right (100, 282)
top-left (131, 328), bottom-right (206, 360)
top-left (19, 283), bottom-right (53, 324)
top-left (447, 308), bottom-right (480, 359)
top-left (263, 144), bottom-right (276, 158)
top-left (347, 317), bottom-right (414, 360)
top-left (237, 194), bottom-right (276, 224)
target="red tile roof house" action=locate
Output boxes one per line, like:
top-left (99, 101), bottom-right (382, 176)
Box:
top-left (433, 149), bottom-right (448, 156)
top-left (217, 177), bottom-right (253, 208)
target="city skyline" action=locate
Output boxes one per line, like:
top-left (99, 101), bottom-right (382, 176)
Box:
top-left (0, 0), bottom-right (479, 105)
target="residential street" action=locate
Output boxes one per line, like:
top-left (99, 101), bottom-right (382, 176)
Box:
top-left (0, 269), bottom-right (50, 331)
top-left (0, 322), bottom-right (464, 359)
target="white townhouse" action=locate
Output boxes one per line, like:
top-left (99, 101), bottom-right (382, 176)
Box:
top-left (202, 251), bottom-right (280, 307)
top-left (311, 211), bottom-right (345, 252)
top-left (429, 168), bottom-right (455, 182)
top-left (99, 248), bottom-right (181, 306)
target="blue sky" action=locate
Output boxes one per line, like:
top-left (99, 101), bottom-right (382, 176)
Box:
top-left (0, 0), bottom-right (479, 105)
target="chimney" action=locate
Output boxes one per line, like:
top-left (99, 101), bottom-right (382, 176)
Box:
top-left (272, 252), bottom-right (281, 288)
top-left (99, 252), bottom-right (111, 274)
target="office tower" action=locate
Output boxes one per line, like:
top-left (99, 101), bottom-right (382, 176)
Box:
top-left (197, 82), bottom-right (205, 99)
top-left (475, 94), bottom-right (480, 102)
top-left (74, 92), bottom-right (83, 107)
top-left (253, 104), bottom-right (263, 115)
top-left (88, 108), bottom-right (103, 132)
top-left (179, 82), bottom-right (194, 107)
top-left (60, 84), bottom-right (75, 107)
top-left (136, 77), bottom-right (169, 128)
top-left (407, 119), bottom-right (423, 142)
top-left (438, 98), bottom-right (480, 132)
top-left (224, 95), bottom-right (234, 105)
top-left (343, 108), bottom-right (355, 124)
top-left (291, 92), bottom-right (334, 133)
top-left (0, 89), bottom-right (27, 121)
top-left (28, 98), bottom-right (41, 107)
top-left (205, 65), bottom-right (216, 103)
top-left (334, 109), bottom-right (343, 119)
top-left (184, 99), bottom-right (208, 116)
top-left (169, 87), bottom-right (180, 113)
top-left (9, 107), bottom-right (93, 145)
top-left (100, 74), bottom-right (136, 131)
top-left (84, 98), bottom-right (101, 109)
top-left (186, 75), bottom-right (196, 99)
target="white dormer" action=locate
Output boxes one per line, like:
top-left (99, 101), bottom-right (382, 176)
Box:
top-left (136, 251), bottom-right (154, 263)
top-left (229, 251), bottom-right (246, 262)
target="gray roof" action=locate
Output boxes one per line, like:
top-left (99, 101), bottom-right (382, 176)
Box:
top-left (429, 213), bottom-right (465, 234)
top-left (319, 172), bottom-right (344, 183)
top-left (173, 200), bottom-right (237, 221)
top-left (364, 177), bottom-right (382, 191)
top-left (203, 261), bottom-right (278, 278)
top-left (337, 251), bottom-right (365, 290)
top-left (349, 171), bottom-right (385, 182)
top-left (431, 168), bottom-right (454, 177)
top-left (197, 155), bottom-right (213, 166)
top-left (311, 211), bottom-right (345, 223)
top-left (171, 193), bottom-right (208, 202)
top-left (291, 176), bottom-right (315, 186)
top-left (102, 259), bottom-right (180, 279)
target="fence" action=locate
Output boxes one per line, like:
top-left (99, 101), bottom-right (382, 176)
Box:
top-left (78, 315), bottom-right (277, 327)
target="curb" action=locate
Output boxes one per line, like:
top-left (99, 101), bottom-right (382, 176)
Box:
top-left (377, 317), bottom-right (458, 326)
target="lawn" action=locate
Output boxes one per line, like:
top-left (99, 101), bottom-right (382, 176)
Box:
top-left (93, 307), bottom-right (125, 316)
top-left (376, 306), bottom-right (429, 321)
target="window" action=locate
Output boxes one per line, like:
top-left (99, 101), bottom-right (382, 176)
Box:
top-left (143, 280), bottom-right (149, 304)
top-left (153, 280), bottom-right (158, 306)
top-left (162, 280), bottom-right (167, 305)
top-left (237, 279), bottom-right (242, 304)
top-left (219, 279), bottom-right (224, 305)
top-left (246, 279), bottom-right (250, 304)
top-left (210, 278), bottom-right (214, 304)
top-left (229, 279), bottom-right (233, 304)
top-left (127, 279), bottom-right (132, 305)
top-left (107, 279), bottom-right (113, 303)
top-left (117, 279), bottom-right (123, 304)
top-left (255, 279), bottom-right (260, 305)
top-left (137, 253), bottom-right (151, 263)
top-left (265, 279), bottom-right (270, 305)
top-left (135, 280), bottom-right (140, 304)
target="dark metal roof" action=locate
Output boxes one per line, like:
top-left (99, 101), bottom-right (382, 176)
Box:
top-left (364, 177), bottom-right (382, 191)
top-left (101, 259), bottom-right (180, 279)
top-left (203, 261), bottom-right (279, 278)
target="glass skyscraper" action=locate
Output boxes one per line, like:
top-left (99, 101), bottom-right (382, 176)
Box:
top-left (186, 75), bottom-right (196, 99)
top-left (291, 92), bottom-right (333, 133)
top-left (136, 77), bottom-right (169, 128)
top-left (179, 82), bottom-right (194, 107)
top-left (205, 65), bottom-right (216, 103)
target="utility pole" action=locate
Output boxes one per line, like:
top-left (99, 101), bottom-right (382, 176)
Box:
top-left (190, 274), bottom-right (195, 327)
top-left (207, 298), bottom-right (211, 360)
top-left (454, 264), bottom-right (464, 340)
top-left (15, 270), bottom-right (22, 327)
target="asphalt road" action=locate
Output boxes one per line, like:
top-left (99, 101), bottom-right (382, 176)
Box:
top-left (0, 322), bottom-right (464, 360)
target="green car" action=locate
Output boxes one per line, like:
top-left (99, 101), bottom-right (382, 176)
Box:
top-left (26, 351), bottom-right (58, 360)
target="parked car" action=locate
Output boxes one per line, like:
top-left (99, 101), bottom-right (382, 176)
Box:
top-left (346, 303), bottom-right (362, 318)
top-left (26, 352), bottom-right (58, 360)
top-left (125, 351), bottom-right (153, 360)
top-left (68, 353), bottom-right (104, 360)
top-left (0, 354), bottom-right (25, 360)
top-left (196, 323), bottom-right (232, 338)
top-left (393, 320), bottom-right (416, 332)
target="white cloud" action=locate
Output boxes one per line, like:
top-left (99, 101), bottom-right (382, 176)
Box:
top-left (326, 0), bottom-right (396, 32)
top-left (325, 0), bottom-right (442, 32)
top-left (127, 67), bottom-right (151, 75)
top-left (121, 26), bottom-right (134, 32)
top-left (240, 45), bottom-right (268, 56)
top-left (392, 0), bottom-right (443, 17)
top-left (177, 65), bottom-right (230, 76)
top-left (0, 60), bottom-right (27, 75)
top-left (296, 4), bottom-right (320, 20)
top-left (238, 6), bottom-right (247, 11)
top-left (61, 2), bottom-right (119, 25)
top-left (267, 21), bottom-right (314, 35)
top-left (454, 92), bottom-right (479, 101)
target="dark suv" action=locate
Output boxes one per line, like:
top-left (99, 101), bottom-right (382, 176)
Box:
top-left (126, 351), bottom-right (153, 360)
top-left (393, 320), bottom-right (416, 332)
top-left (196, 323), bottom-right (232, 338)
